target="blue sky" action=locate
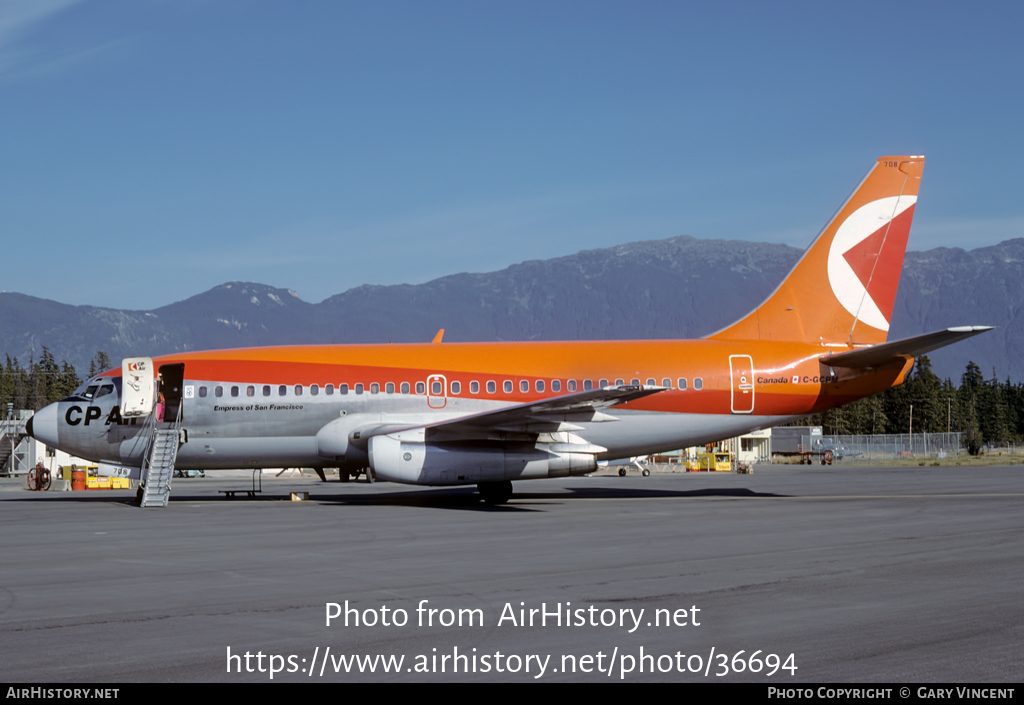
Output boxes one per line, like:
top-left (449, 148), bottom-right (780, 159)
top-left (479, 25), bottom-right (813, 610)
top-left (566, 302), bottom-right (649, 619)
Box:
top-left (2, 1), bottom-right (1022, 310)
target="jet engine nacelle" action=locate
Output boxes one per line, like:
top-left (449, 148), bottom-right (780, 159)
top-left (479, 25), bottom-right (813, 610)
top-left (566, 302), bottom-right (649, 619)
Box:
top-left (368, 435), bottom-right (596, 485)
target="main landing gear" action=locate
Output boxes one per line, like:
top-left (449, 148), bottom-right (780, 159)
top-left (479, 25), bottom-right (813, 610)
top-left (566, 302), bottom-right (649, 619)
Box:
top-left (477, 480), bottom-right (513, 505)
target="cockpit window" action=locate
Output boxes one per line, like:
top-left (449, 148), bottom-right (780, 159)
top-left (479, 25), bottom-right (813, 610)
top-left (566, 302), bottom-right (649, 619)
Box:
top-left (64, 376), bottom-right (119, 403)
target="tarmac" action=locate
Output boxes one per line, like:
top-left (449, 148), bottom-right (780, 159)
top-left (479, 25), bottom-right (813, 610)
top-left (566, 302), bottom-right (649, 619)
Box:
top-left (1, 464), bottom-right (1022, 683)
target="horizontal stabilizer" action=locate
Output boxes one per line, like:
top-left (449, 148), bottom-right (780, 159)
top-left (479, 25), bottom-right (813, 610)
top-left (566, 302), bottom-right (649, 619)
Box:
top-left (821, 326), bottom-right (994, 369)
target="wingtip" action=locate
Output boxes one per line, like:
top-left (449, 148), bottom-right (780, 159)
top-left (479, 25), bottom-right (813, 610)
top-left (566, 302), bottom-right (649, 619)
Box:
top-left (946, 326), bottom-right (996, 333)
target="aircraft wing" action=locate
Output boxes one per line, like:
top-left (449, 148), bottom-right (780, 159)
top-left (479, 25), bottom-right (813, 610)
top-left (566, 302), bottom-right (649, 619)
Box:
top-left (821, 326), bottom-right (994, 369)
top-left (360, 385), bottom-right (669, 443)
top-left (428, 385), bottom-right (667, 432)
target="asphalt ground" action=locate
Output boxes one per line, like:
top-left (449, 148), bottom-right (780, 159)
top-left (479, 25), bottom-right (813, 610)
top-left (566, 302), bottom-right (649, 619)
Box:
top-left (1, 464), bottom-right (1022, 683)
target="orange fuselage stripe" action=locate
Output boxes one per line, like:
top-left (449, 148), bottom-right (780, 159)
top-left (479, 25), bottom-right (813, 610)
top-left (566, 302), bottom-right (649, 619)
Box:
top-left (103, 339), bottom-right (912, 417)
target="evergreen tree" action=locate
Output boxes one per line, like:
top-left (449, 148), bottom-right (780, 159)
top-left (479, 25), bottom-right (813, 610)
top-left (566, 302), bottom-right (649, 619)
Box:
top-left (90, 351), bottom-right (112, 376)
top-left (908, 355), bottom-right (944, 433)
top-left (54, 361), bottom-right (81, 401)
top-left (958, 362), bottom-right (983, 453)
top-left (976, 368), bottom-right (1011, 444)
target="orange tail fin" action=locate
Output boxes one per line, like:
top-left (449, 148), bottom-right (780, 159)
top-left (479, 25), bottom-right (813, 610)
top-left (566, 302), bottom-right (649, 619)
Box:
top-left (709, 155), bottom-right (924, 346)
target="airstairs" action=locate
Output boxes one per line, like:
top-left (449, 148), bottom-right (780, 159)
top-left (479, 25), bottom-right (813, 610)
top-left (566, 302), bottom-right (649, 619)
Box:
top-left (140, 410), bottom-right (182, 508)
top-left (0, 417), bottom-right (27, 476)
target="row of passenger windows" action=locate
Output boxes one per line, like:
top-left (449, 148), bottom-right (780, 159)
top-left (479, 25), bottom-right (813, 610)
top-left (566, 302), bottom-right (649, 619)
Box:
top-left (197, 377), bottom-right (704, 399)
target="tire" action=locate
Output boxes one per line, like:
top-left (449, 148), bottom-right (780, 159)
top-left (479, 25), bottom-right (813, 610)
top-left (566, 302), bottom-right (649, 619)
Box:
top-left (478, 480), bottom-right (513, 505)
top-left (642, 469), bottom-right (650, 477)
top-left (618, 468), bottom-right (627, 477)
top-left (39, 470), bottom-right (51, 491)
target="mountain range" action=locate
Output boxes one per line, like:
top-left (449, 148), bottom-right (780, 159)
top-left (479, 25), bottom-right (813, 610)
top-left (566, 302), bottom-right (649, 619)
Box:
top-left (1, 235), bottom-right (1019, 383)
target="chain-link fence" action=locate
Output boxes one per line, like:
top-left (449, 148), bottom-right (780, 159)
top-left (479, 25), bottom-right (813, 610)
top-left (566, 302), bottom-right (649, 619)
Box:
top-left (822, 433), bottom-right (963, 463)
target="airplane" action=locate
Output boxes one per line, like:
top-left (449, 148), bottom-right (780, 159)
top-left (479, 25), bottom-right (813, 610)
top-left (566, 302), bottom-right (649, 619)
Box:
top-left (26, 155), bottom-right (992, 506)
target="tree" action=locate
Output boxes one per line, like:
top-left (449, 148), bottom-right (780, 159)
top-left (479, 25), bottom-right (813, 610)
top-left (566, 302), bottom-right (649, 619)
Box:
top-left (88, 351), bottom-right (113, 378)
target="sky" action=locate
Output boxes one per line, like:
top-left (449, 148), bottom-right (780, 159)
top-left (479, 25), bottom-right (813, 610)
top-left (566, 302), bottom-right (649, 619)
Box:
top-left (1, 0), bottom-right (1022, 310)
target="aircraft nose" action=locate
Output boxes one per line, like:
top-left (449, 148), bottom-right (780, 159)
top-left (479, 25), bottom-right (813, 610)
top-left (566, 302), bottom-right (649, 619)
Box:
top-left (27, 403), bottom-right (59, 447)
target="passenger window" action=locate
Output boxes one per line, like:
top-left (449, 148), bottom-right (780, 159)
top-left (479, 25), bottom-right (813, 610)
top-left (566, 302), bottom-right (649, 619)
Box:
top-left (386, 382), bottom-right (395, 394)
top-left (536, 380), bottom-right (544, 393)
top-left (355, 384), bottom-right (364, 395)
top-left (230, 386), bottom-right (239, 397)
top-left (662, 378), bottom-right (671, 388)
top-left (487, 381), bottom-right (496, 394)
top-left (615, 378), bottom-right (624, 386)
top-left (401, 382), bottom-right (410, 394)
top-left (431, 381), bottom-right (442, 395)
top-left (451, 381), bottom-right (461, 394)
top-left (646, 378), bottom-right (656, 386)
top-left (568, 380), bottom-right (577, 392)
top-left (599, 379), bottom-right (608, 388)
top-left (520, 380), bottom-right (529, 393)
top-left (199, 386), bottom-right (208, 398)
top-left (470, 381), bottom-right (479, 394)
top-left (279, 385), bottom-right (287, 396)
top-left (678, 378), bottom-right (687, 390)
top-left (416, 382), bottom-right (425, 394)
top-left (552, 380), bottom-right (561, 392)
top-left (311, 384), bottom-right (319, 396)
top-left (216, 387), bottom-right (224, 397)
top-left (340, 384), bottom-right (348, 395)
top-left (295, 385), bottom-right (303, 396)
top-left (247, 386), bottom-right (255, 397)
top-left (325, 384), bottom-right (334, 396)
top-left (631, 379), bottom-right (640, 386)
top-left (262, 385), bottom-right (271, 396)
top-left (583, 379), bottom-right (593, 391)
top-left (694, 377), bottom-right (703, 390)
top-left (504, 381), bottom-right (513, 393)
top-left (370, 383), bottom-right (379, 394)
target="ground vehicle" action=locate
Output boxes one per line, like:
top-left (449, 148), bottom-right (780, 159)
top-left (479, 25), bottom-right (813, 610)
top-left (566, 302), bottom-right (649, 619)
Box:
top-left (173, 469), bottom-right (205, 478)
top-left (690, 451), bottom-right (733, 471)
top-left (771, 428), bottom-right (847, 464)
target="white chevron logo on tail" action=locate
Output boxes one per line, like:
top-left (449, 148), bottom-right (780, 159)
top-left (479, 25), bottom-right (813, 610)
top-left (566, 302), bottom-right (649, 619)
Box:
top-left (827, 195), bottom-right (917, 332)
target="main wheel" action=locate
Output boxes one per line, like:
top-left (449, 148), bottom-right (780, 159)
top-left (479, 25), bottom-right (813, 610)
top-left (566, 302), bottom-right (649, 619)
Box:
top-left (618, 468), bottom-right (627, 477)
top-left (478, 480), bottom-right (513, 505)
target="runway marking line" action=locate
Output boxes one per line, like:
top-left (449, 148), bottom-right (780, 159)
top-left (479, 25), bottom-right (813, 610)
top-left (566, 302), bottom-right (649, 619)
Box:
top-left (515, 492), bottom-right (1024, 503)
